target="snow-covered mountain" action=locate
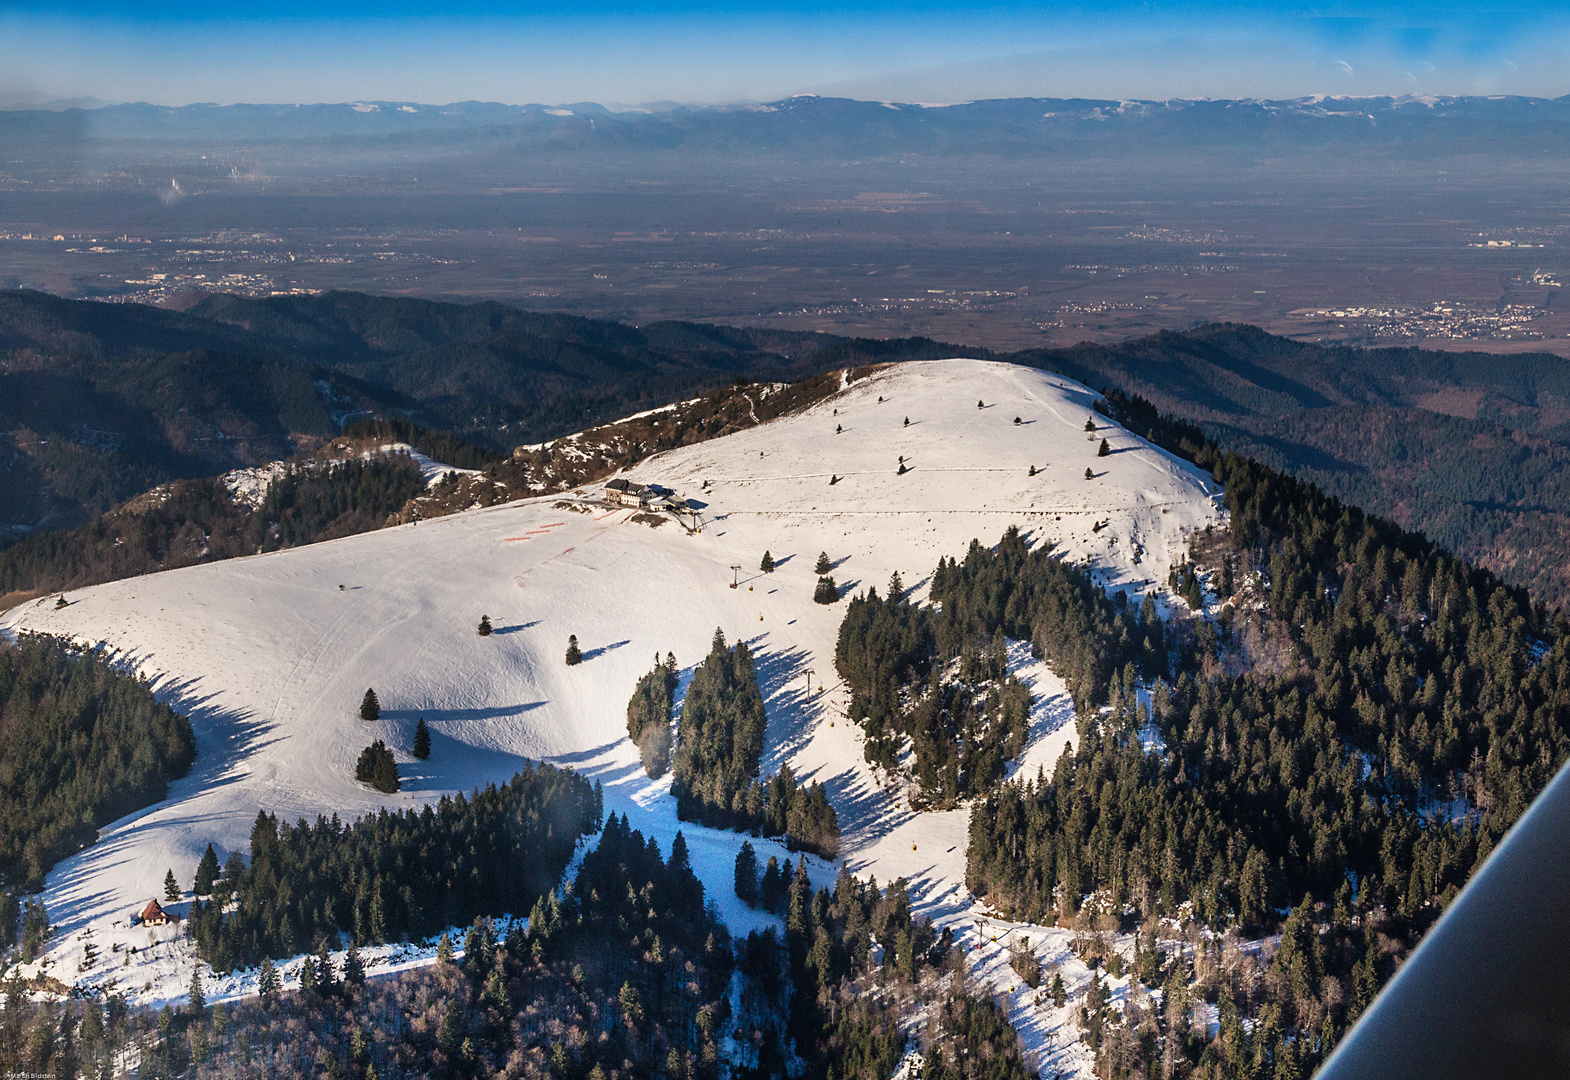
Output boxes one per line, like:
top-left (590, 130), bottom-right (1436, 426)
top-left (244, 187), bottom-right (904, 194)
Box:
top-left (0, 358), bottom-right (1220, 1073)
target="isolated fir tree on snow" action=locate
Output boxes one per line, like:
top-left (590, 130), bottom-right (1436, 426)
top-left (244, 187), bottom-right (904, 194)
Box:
top-left (814, 576), bottom-right (839, 604)
top-left (436, 932), bottom-right (454, 965)
top-left (164, 868), bottom-right (180, 903)
top-left (760, 550), bottom-right (775, 573)
top-left (477, 614), bottom-right (492, 636)
top-left (412, 717), bottom-right (431, 760)
top-left (1084, 416), bottom-right (1096, 432)
top-left (194, 843), bottom-right (220, 897)
top-left (1098, 438), bottom-right (1110, 457)
top-left (359, 688), bottom-right (380, 722)
top-left (814, 551), bottom-right (832, 574)
top-left (257, 956), bottom-right (279, 998)
top-left (1085, 467), bottom-right (1095, 480)
top-left (565, 635), bottom-right (583, 666)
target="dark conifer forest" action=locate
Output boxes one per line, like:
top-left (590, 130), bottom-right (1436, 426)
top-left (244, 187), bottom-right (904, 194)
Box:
top-left (0, 633), bottom-right (195, 891)
top-left (187, 765), bottom-right (602, 972)
top-left (669, 629), bottom-right (839, 858)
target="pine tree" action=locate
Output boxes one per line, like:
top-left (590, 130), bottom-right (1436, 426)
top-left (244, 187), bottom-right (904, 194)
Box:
top-left (360, 688), bottom-right (380, 722)
top-left (437, 932), bottom-right (454, 965)
top-left (734, 841), bottom-right (760, 905)
top-left (343, 942), bottom-right (365, 986)
top-left (164, 868), bottom-right (180, 903)
top-left (565, 635), bottom-right (583, 666)
top-left (1014, 416), bottom-right (1022, 425)
top-left (815, 552), bottom-right (832, 574)
top-left (897, 462), bottom-right (907, 475)
top-left (977, 399), bottom-right (985, 409)
top-left (1028, 465), bottom-right (1036, 476)
top-left (904, 416), bottom-right (910, 426)
top-left (1098, 438), bottom-right (1110, 457)
top-left (314, 939), bottom-right (336, 993)
top-left (836, 424), bottom-right (842, 434)
top-left (760, 551), bottom-right (775, 573)
top-left (299, 952), bottom-right (317, 994)
top-left (194, 844), bottom-right (220, 897)
top-left (1085, 467), bottom-right (1094, 480)
top-left (1084, 417), bottom-right (1096, 432)
top-left (814, 576), bottom-right (839, 604)
top-left (412, 718), bottom-right (431, 760)
top-left (477, 615), bottom-right (493, 636)
top-left (258, 957), bottom-right (279, 999)
top-left (619, 981), bottom-right (644, 1025)
top-left (187, 967), bottom-right (205, 1015)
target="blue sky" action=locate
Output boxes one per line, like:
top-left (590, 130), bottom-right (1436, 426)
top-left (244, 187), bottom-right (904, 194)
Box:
top-left (3, 1), bottom-right (1568, 106)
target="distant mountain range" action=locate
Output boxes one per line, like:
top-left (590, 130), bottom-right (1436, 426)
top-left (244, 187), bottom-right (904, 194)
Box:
top-left (8, 94), bottom-right (1570, 161)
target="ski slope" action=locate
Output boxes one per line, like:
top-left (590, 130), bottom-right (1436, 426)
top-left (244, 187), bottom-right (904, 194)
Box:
top-left (1, 359), bottom-right (1220, 1071)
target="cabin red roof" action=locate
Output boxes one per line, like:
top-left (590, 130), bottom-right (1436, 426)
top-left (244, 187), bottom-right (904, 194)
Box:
top-left (140, 899), bottom-right (168, 922)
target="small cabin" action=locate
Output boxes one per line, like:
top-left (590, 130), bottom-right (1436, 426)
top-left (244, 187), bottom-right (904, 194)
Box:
top-left (138, 899), bottom-right (173, 926)
top-left (604, 478), bottom-right (649, 507)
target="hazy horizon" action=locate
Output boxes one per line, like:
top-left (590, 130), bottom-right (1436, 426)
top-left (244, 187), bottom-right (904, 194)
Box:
top-left (4, 2), bottom-right (1570, 109)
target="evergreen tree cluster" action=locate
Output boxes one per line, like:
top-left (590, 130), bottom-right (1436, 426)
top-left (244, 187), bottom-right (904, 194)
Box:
top-left (187, 764), bottom-right (602, 972)
top-left (0, 633), bottom-right (195, 892)
top-left (730, 855), bottom-right (1033, 1080)
top-left (945, 413), bottom-right (1570, 1074)
top-left (967, 452), bottom-right (1570, 938)
top-left (522, 814), bottom-right (733, 1080)
top-left (353, 741), bottom-right (400, 793)
top-left (626, 653), bottom-right (678, 778)
top-left (0, 814), bottom-right (1032, 1080)
top-left (670, 629), bottom-right (839, 858)
top-left (835, 535), bottom-right (1160, 805)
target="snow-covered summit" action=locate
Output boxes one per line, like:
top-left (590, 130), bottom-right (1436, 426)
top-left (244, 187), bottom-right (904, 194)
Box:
top-left (0, 359), bottom-right (1219, 1037)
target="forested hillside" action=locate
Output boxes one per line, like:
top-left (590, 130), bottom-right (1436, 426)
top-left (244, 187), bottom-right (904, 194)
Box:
top-left (0, 813), bottom-right (1034, 1080)
top-left (0, 634), bottom-right (195, 892)
top-left (897, 397), bottom-right (1570, 1078)
top-left (190, 764), bottom-right (602, 971)
top-left (1022, 323), bottom-right (1570, 607)
top-left (0, 288), bottom-right (969, 554)
top-left (0, 453), bottom-right (429, 601)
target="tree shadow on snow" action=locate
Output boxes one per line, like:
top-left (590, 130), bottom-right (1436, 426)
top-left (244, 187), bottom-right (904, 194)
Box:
top-left (383, 703), bottom-right (547, 723)
top-left (582, 639), bottom-right (631, 661)
top-left (490, 621), bottom-right (539, 635)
